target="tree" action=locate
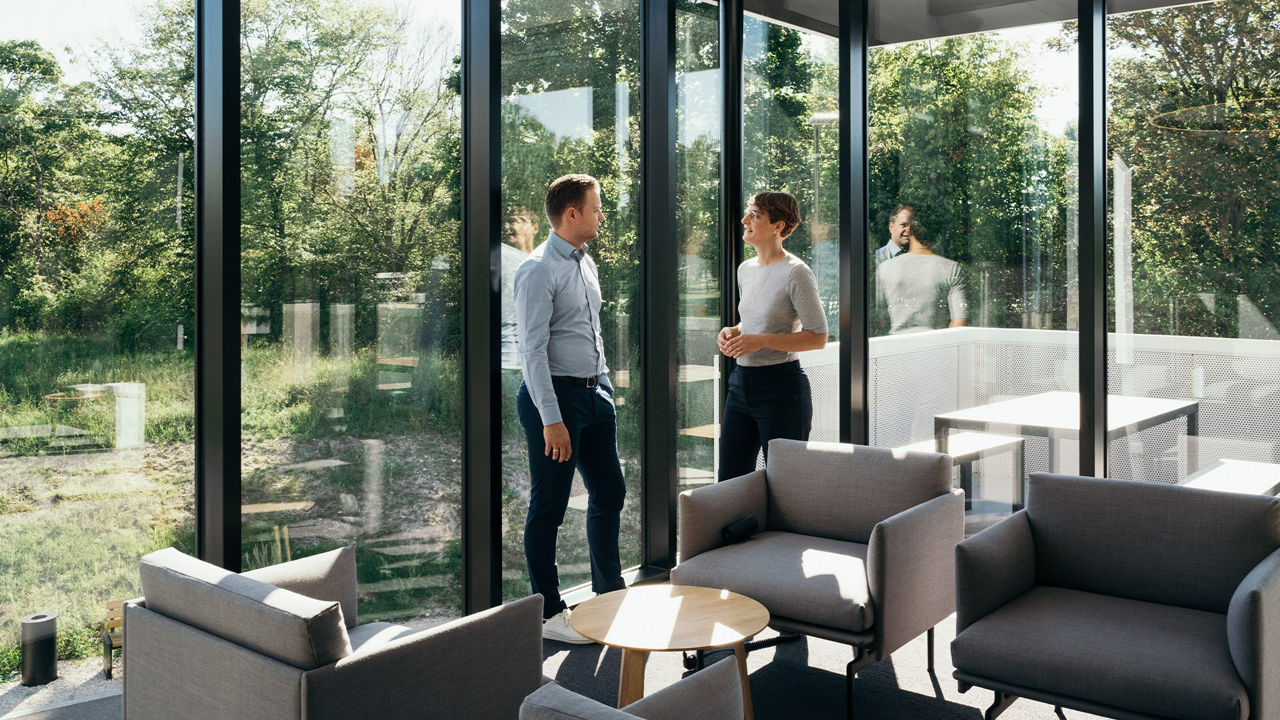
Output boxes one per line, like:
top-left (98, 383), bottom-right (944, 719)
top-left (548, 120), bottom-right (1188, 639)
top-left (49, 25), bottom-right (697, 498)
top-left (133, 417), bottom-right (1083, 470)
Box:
top-left (1107, 0), bottom-right (1280, 336)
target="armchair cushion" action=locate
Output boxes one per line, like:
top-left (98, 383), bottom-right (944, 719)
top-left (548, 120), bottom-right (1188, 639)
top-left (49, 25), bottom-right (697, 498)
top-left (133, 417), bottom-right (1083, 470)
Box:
top-left (242, 545), bottom-right (358, 629)
top-left (952, 586), bottom-right (1248, 720)
top-left (670, 530), bottom-right (873, 632)
top-left (764, 440), bottom-right (951, 544)
top-left (139, 547), bottom-right (352, 670)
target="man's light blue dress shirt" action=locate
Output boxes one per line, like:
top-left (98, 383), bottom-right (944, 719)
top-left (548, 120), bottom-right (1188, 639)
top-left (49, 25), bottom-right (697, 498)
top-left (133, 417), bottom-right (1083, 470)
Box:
top-left (514, 232), bottom-right (609, 426)
top-left (875, 240), bottom-right (902, 266)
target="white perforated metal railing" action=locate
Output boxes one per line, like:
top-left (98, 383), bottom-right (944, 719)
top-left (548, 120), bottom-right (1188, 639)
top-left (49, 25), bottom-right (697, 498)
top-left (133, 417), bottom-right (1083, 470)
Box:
top-left (795, 328), bottom-right (1280, 492)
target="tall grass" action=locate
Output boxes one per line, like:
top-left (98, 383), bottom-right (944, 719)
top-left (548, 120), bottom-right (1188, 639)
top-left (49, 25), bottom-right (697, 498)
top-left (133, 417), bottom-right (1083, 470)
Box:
top-left (0, 332), bottom-right (469, 679)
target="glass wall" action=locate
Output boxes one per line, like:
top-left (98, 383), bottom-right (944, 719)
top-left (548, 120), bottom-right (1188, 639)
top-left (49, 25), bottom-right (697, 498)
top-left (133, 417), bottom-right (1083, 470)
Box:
top-left (867, 12), bottom-right (1079, 530)
top-left (0, 0), bottom-right (195, 679)
top-left (676, 0), bottom-right (721, 490)
top-left (740, 12), bottom-right (841, 457)
top-left (499, 0), bottom-right (644, 601)
top-left (239, 0), bottom-right (464, 622)
top-left (1106, 0), bottom-right (1280, 489)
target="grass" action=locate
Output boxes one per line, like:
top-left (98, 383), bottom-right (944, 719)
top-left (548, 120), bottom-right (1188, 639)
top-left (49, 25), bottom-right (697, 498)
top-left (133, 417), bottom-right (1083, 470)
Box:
top-left (0, 330), bottom-right (636, 680)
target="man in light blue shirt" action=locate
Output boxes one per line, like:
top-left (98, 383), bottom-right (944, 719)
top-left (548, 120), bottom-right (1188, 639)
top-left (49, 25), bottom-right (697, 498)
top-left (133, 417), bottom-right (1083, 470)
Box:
top-left (875, 203), bottom-right (915, 266)
top-left (514, 174), bottom-right (625, 644)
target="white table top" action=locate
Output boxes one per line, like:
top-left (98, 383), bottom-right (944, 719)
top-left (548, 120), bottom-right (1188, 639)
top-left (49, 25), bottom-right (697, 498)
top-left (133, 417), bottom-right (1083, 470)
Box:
top-left (1181, 459), bottom-right (1280, 496)
top-left (570, 585), bottom-right (769, 652)
top-left (935, 390), bottom-right (1197, 435)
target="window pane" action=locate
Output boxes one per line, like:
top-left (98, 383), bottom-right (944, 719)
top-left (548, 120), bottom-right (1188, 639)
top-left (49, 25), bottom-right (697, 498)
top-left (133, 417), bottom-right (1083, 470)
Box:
top-left (1106, 0), bottom-right (1280, 489)
top-left (867, 17), bottom-right (1079, 531)
top-left (737, 14), bottom-right (840, 460)
top-left (239, 1), bottom-right (463, 622)
top-left (0, 0), bottom-right (195, 683)
top-left (676, 0), bottom-right (721, 492)
top-left (500, 0), bottom-right (643, 602)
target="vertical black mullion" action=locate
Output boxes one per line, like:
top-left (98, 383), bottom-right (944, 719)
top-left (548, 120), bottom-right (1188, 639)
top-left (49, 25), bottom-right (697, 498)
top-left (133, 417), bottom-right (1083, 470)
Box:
top-left (640, 0), bottom-right (678, 572)
top-left (462, 0), bottom-right (502, 613)
top-left (719, 0), bottom-right (743, 406)
top-left (194, 0), bottom-right (241, 571)
top-left (839, 0), bottom-right (869, 445)
top-left (1079, 0), bottom-right (1107, 476)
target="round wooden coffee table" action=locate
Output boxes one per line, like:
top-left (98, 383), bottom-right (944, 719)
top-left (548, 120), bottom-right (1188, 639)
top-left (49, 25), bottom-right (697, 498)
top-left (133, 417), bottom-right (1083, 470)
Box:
top-left (571, 584), bottom-right (769, 719)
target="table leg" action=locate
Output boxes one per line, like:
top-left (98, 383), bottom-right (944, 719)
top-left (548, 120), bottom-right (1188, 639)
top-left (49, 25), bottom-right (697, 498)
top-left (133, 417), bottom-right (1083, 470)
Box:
top-left (734, 641), bottom-right (754, 720)
top-left (618, 648), bottom-right (649, 708)
top-left (934, 421), bottom-right (949, 455)
top-left (1187, 410), bottom-right (1199, 476)
top-left (1013, 440), bottom-right (1026, 511)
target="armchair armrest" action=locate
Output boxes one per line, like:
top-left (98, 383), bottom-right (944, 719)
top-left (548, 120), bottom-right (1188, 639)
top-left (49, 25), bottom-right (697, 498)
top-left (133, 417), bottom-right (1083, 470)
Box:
top-left (624, 656), bottom-right (743, 720)
top-left (677, 470), bottom-right (768, 562)
top-left (867, 489), bottom-right (964, 656)
top-left (242, 545), bottom-right (358, 628)
top-left (954, 508), bottom-right (1035, 634)
top-left (519, 658), bottom-right (742, 720)
top-left (302, 594), bottom-right (544, 720)
top-left (1228, 547), bottom-right (1280, 720)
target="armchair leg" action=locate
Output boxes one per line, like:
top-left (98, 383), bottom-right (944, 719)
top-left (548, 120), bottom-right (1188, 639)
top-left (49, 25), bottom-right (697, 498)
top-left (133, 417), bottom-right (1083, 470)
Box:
top-left (926, 628), bottom-right (935, 673)
top-left (845, 658), bottom-right (856, 720)
top-left (845, 648), bottom-right (872, 720)
top-left (984, 691), bottom-right (1017, 720)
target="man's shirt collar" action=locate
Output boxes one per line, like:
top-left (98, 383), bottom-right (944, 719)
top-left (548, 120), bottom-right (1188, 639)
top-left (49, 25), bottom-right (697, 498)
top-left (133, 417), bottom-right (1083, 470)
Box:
top-left (549, 231), bottom-right (587, 261)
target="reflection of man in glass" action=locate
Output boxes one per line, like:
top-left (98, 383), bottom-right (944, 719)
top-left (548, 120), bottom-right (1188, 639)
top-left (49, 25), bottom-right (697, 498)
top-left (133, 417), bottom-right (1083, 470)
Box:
top-left (875, 212), bottom-right (968, 334)
top-left (875, 203), bottom-right (914, 266)
top-left (501, 206), bottom-right (539, 369)
top-left (514, 174), bottom-right (625, 644)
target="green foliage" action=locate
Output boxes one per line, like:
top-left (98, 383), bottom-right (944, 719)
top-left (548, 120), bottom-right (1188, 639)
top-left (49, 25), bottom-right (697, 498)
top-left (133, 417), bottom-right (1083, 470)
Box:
top-left (1106, 0), bottom-right (1280, 336)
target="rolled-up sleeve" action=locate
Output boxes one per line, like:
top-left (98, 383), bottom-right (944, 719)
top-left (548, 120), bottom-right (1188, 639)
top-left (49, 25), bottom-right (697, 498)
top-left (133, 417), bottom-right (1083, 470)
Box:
top-left (514, 260), bottom-right (562, 425)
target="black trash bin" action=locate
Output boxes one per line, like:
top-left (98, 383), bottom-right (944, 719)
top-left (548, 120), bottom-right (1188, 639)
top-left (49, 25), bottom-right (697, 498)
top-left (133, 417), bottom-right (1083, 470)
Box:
top-left (21, 612), bottom-right (57, 686)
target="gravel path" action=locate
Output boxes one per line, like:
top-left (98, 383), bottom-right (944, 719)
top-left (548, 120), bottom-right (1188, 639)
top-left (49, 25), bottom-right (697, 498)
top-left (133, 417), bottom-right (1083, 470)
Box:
top-left (0, 658), bottom-right (118, 718)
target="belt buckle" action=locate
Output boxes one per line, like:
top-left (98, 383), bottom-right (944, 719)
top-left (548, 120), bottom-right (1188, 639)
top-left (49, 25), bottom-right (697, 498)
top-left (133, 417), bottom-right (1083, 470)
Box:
top-left (585, 376), bottom-right (599, 389)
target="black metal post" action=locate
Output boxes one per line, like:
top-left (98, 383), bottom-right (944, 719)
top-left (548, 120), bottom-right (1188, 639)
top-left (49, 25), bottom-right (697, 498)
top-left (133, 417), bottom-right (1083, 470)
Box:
top-left (194, 0), bottom-right (241, 571)
top-left (640, 0), bottom-right (679, 572)
top-left (719, 0), bottom-right (744, 410)
top-left (462, 0), bottom-right (503, 613)
top-left (1079, 0), bottom-right (1107, 477)
top-left (839, 0), bottom-right (869, 445)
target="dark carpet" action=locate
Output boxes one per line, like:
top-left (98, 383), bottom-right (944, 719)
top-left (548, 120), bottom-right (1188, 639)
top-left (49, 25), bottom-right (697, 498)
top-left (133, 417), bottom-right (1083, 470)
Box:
top-left (542, 613), bottom-right (1103, 720)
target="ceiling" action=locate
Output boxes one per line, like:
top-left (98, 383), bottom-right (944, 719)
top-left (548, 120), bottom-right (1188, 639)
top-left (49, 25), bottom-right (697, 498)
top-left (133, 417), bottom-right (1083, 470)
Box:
top-left (708, 0), bottom-right (1220, 43)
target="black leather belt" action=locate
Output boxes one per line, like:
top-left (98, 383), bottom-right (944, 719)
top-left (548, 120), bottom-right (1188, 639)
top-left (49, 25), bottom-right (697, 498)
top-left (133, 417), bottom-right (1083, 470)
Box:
top-left (553, 375), bottom-right (599, 388)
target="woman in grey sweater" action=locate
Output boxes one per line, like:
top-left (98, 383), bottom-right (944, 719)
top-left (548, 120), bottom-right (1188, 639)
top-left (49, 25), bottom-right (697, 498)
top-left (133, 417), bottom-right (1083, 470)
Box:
top-left (717, 191), bottom-right (828, 481)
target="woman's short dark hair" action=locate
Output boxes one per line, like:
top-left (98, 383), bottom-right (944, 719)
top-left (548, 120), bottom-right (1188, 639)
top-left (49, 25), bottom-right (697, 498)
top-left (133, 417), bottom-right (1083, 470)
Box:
top-left (750, 191), bottom-right (802, 238)
top-left (545, 174), bottom-right (600, 226)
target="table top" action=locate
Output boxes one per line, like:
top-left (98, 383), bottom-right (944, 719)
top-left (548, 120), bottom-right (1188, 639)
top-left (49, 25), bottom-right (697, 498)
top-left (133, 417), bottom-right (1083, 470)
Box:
top-left (935, 390), bottom-right (1198, 435)
top-left (1181, 459), bottom-right (1280, 496)
top-left (571, 584), bottom-right (769, 652)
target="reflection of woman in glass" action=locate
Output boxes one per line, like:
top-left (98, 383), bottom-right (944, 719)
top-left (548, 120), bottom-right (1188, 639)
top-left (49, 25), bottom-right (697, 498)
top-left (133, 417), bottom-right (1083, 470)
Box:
top-left (717, 191), bottom-right (828, 481)
top-left (874, 211), bottom-right (968, 335)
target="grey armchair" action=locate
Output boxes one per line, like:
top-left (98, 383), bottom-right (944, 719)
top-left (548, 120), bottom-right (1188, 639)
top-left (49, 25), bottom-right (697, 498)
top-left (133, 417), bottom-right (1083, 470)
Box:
top-left (520, 656), bottom-right (744, 720)
top-left (670, 439), bottom-right (965, 719)
top-left (953, 473), bottom-right (1280, 720)
top-left (123, 546), bottom-right (544, 720)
